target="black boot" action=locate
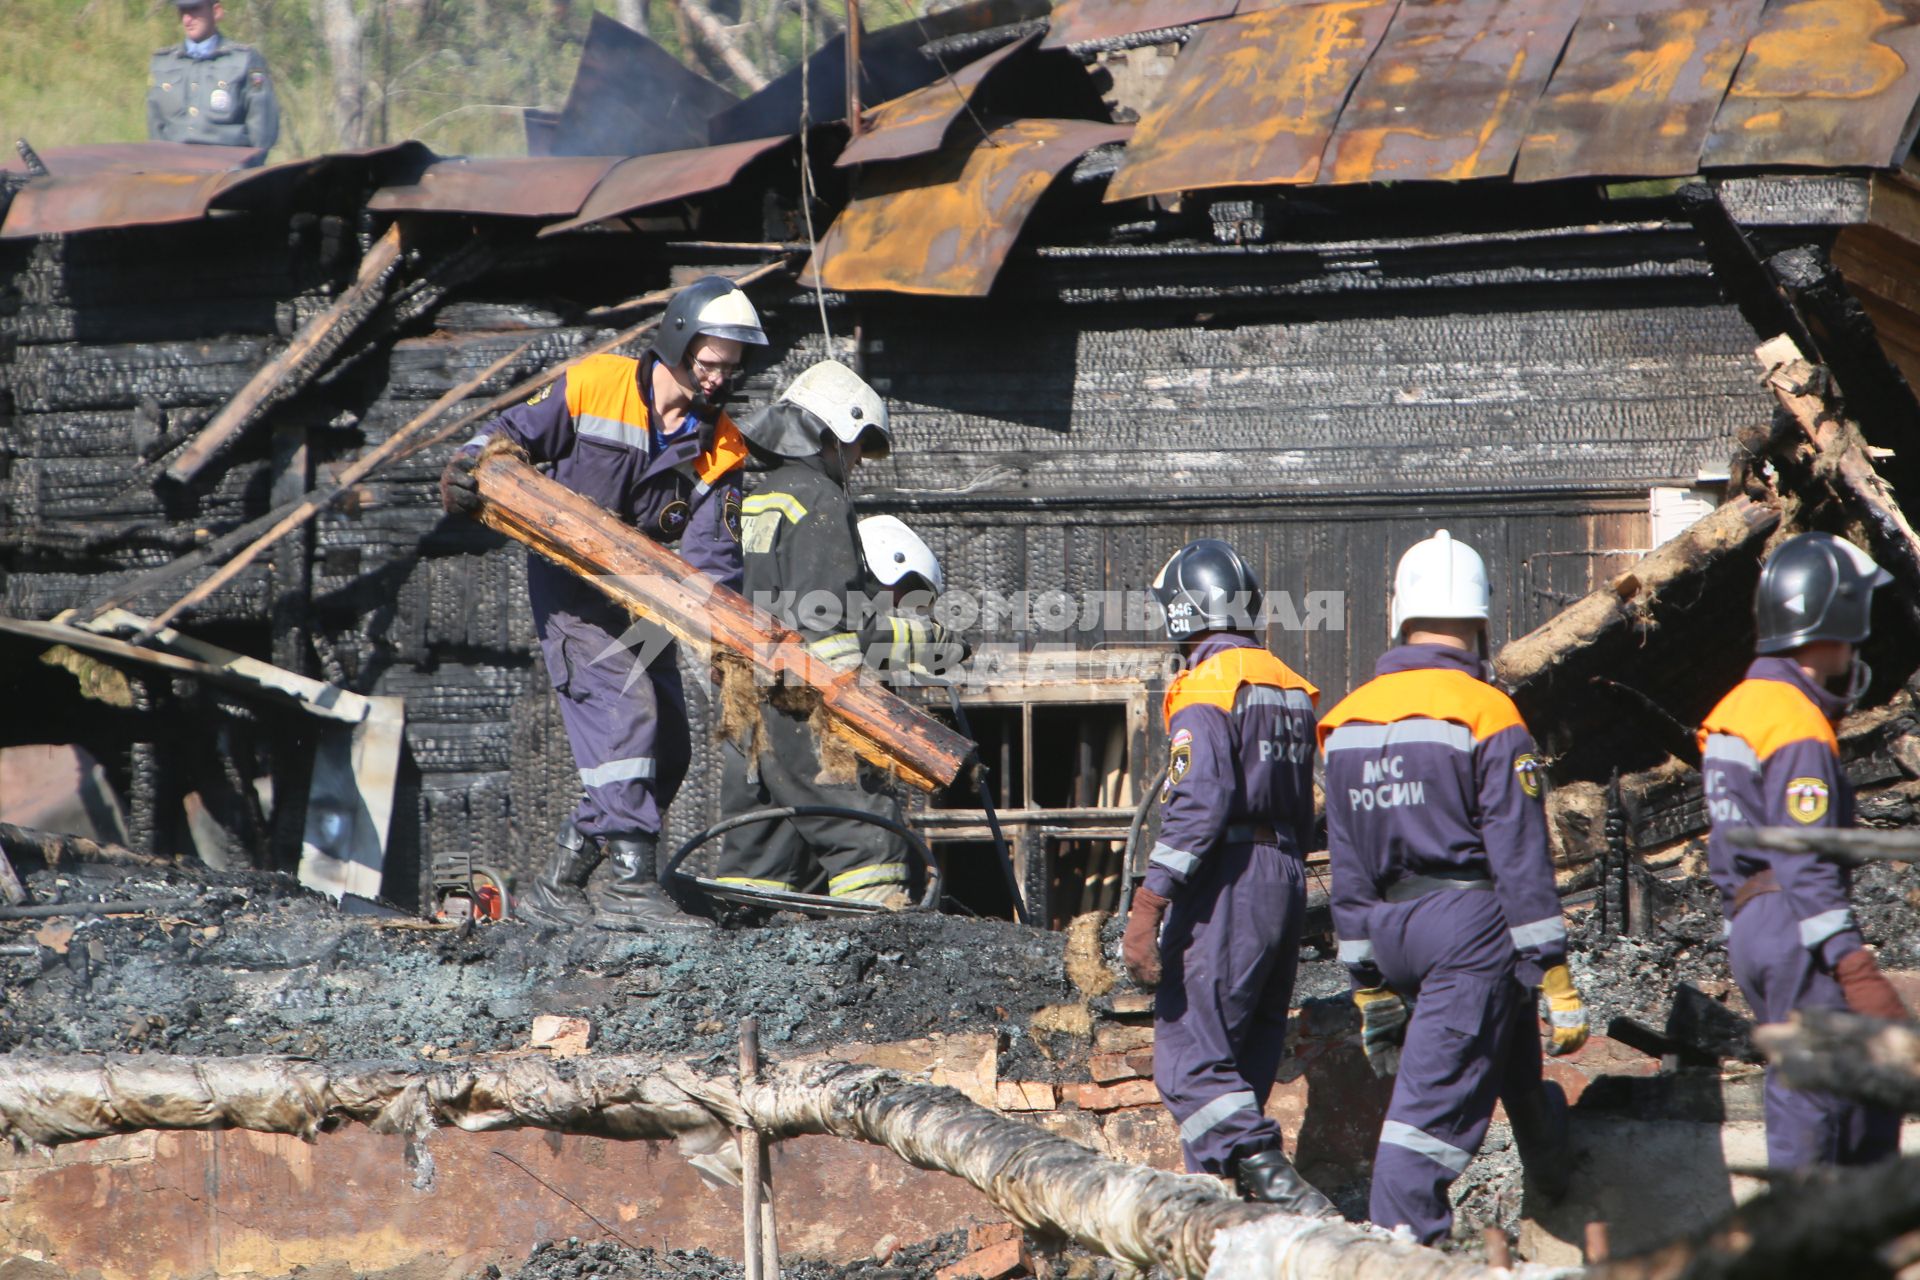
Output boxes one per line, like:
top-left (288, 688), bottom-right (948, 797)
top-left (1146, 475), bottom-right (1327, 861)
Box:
top-left (1235, 1148), bottom-right (1340, 1219)
top-left (515, 823), bottom-right (600, 928)
top-left (1506, 1079), bottom-right (1572, 1203)
top-left (593, 835), bottom-right (710, 931)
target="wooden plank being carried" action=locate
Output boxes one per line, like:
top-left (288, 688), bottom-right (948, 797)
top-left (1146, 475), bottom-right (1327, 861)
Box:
top-left (470, 450), bottom-right (974, 792)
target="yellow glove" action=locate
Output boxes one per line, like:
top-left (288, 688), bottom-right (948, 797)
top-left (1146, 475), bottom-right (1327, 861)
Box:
top-left (1352, 986), bottom-right (1408, 1079)
top-left (1540, 964), bottom-right (1589, 1057)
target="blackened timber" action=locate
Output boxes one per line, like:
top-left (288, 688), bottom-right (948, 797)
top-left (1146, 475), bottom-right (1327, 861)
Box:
top-left (469, 449), bottom-right (973, 792)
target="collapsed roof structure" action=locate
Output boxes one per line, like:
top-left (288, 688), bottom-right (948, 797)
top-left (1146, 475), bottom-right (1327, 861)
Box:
top-left (6, 0), bottom-right (1920, 1274)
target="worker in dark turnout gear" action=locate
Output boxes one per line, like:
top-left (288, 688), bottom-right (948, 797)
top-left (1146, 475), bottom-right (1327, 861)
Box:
top-left (1702, 531), bottom-right (1909, 1169)
top-left (1120, 539), bottom-right (1338, 1217)
top-left (441, 276), bottom-right (766, 930)
top-left (1320, 530), bottom-right (1585, 1244)
top-left (714, 361), bottom-right (965, 907)
top-left (147, 1), bottom-right (280, 155)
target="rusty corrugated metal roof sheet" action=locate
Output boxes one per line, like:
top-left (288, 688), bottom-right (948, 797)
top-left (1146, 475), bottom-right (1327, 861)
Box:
top-left (0, 141), bottom-right (262, 177)
top-left (367, 156), bottom-right (623, 218)
top-left (1104, 0), bottom-right (1399, 203)
top-left (1318, 0), bottom-right (1581, 185)
top-left (1703, 0), bottom-right (1920, 170)
top-left (837, 33), bottom-right (1041, 168)
top-left (1514, 0), bottom-right (1766, 182)
top-left (802, 118), bottom-right (1130, 296)
top-left (537, 136), bottom-right (791, 236)
top-left (1040, 0), bottom-right (1236, 51)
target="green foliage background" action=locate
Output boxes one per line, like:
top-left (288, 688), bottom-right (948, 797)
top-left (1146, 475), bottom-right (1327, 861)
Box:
top-left (1, 0), bottom-right (918, 160)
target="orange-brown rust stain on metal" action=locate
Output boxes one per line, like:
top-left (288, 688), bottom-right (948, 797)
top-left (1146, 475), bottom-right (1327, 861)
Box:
top-left (1514, 0), bottom-right (1765, 182)
top-left (1041, 0), bottom-right (1237, 51)
top-left (807, 118), bottom-right (1131, 297)
top-left (1319, 0), bottom-right (1582, 185)
top-left (1104, 0), bottom-right (1399, 202)
top-left (1704, 0), bottom-right (1920, 168)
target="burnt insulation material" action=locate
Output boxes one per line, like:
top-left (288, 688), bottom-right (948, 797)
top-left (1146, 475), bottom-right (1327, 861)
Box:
top-left (0, 862), bottom-right (1074, 1066)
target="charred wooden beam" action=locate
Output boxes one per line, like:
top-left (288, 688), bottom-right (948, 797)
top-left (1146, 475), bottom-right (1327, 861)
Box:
top-left (470, 448), bottom-right (973, 793)
top-left (1726, 825), bottom-right (1920, 865)
top-left (0, 823), bottom-right (168, 870)
top-left (163, 223), bottom-right (407, 484)
top-left (1752, 1007), bottom-right (1920, 1114)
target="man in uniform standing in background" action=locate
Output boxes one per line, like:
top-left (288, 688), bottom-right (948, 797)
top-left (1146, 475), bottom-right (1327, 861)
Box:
top-left (1320, 530), bottom-right (1585, 1243)
top-left (1120, 539), bottom-right (1337, 1216)
top-left (147, 1), bottom-right (281, 156)
top-left (1700, 531), bottom-right (1909, 1168)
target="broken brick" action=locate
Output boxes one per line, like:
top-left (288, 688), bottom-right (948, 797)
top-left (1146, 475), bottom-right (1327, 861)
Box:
top-left (1088, 1052), bottom-right (1145, 1084)
top-left (969, 1222), bottom-right (1020, 1251)
top-left (1068, 1079), bottom-right (1159, 1111)
top-left (1093, 1024), bottom-right (1154, 1054)
top-left (531, 1015), bottom-right (591, 1056)
top-left (995, 1081), bottom-right (1055, 1112)
top-left (936, 1237), bottom-right (1026, 1280)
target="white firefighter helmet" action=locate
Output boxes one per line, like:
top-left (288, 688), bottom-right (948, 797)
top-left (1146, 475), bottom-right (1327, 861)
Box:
top-left (779, 359), bottom-right (892, 457)
top-left (1389, 529), bottom-right (1490, 642)
top-left (859, 515), bottom-right (944, 593)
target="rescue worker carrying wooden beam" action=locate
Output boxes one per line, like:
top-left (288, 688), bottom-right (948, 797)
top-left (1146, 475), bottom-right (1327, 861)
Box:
top-left (714, 361), bottom-right (966, 907)
top-left (1320, 530), bottom-right (1584, 1243)
top-left (1120, 539), bottom-right (1338, 1216)
top-left (1701, 531), bottom-right (1910, 1168)
top-left (440, 276), bottom-right (766, 930)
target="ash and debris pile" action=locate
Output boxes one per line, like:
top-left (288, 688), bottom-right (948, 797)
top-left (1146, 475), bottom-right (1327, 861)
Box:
top-left (0, 860), bottom-right (1073, 1064)
top-left (475, 1230), bottom-right (1121, 1280)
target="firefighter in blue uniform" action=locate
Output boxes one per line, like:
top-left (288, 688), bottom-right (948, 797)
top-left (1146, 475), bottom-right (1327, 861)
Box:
top-left (1701, 531), bottom-right (1909, 1168)
top-left (148, 1), bottom-right (280, 154)
top-left (441, 277), bottom-right (766, 930)
top-left (1320, 530), bottom-right (1584, 1243)
top-left (1120, 539), bottom-right (1338, 1216)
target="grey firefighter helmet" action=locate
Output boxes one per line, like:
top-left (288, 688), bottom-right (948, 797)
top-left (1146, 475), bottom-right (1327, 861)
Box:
top-left (739, 359), bottom-right (892, 460)
top-left (1151, 539), bottom-right (1264, 639)
top-left (1755, 532), bottom-right (1891, 654)
top-left (649, 276), bottom-right (768, 368)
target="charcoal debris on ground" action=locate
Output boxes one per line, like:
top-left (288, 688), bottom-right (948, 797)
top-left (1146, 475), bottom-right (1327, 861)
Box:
top-left (0, 860), bottom-right (1073, 1064)
top-left (473, 1231), bottom-right (1125, 1280)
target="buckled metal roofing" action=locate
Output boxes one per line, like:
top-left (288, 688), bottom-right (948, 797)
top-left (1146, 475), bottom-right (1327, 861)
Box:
top-left (367, 156), bottom-right (623, 219)
top-left (537, 135), bottom-right (792, 236)
top-left (837, 32), bottom-right (1041, 168)
top-left (803, 118), bottom-right (1129, 297)
top-left (546, 13), bottom-right (738, 158)
top-left (1040, 0), bottom-right (1235, 51)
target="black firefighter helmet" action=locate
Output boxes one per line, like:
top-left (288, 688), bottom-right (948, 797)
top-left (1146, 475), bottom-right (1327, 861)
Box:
top-left (1755, 532), bottom-right (1891, 654)
top-left (1151, 539), bottom-right (1264, 640)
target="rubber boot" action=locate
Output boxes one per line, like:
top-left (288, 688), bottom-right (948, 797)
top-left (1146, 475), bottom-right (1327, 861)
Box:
top-left (1235, 1148), bottom-right (1340, 1219)
top-left (1507, 1078), bottom-right (1572, 1204)
top-left (593, 835), bottom-right (711, 931)
top-left (515, 823), bottom-right (600, 928)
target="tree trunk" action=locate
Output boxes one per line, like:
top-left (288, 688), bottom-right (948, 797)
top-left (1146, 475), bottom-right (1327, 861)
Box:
top-left (616, 0), bottom-right (651, 32)
top-left (314, 0), bottom-right (371, 149)
top-left (676, 0), bottom-right (770, 90)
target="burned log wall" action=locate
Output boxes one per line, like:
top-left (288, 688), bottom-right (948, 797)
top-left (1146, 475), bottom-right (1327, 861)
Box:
top-left (0, 217), bottom-right (1784, 908)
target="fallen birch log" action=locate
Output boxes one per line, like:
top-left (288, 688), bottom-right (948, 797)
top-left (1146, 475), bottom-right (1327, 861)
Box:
top-left (470, 448), bottom-right (973, 792)
top-left (1753, 1007), bottom-right (1920, 1113)
top-left (1726, 825), bottom-right (1920, 865)
top-left (0, 1055), bottom-right (1547, 1280)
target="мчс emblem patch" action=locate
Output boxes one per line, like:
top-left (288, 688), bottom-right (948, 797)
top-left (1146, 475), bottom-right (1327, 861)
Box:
top-left (1514, 753), bottom-right (1544, 800)
top-left (526, 384), bottom-right (552, 406)
top-left (1161, 727), bottom-right (1194, 801)
top-left (1786, 776), bottom-right (1831, 824)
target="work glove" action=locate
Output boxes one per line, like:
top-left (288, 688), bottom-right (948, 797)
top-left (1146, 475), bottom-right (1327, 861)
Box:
top-left (1540, 964), bottom-right (1590, 1057)
top-left (440, 449), bottom-right (483, 517)
top-left (1835, 948), bottom-right (1909, 1022)
top-left (1352, 986), bottom-right (1408, 1079)
top-left (1121, 886), bottom-right (1170, 989)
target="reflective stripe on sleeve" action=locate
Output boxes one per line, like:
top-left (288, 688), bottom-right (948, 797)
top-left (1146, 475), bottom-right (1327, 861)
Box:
top-left (579, 756), bottom-right (656, 787)
top-left (1337, 938), bottom-right (1375, 966)
top-left (1509, 916), bottom-right (1567, 950)
top-left (1324, 719), bottom-right (1474, 754)
top-left (1701, 733), bottom-right (1760, 772)
top-left (1798, 908), bottom-right (1854, 949)
top-left (1239, 687), bottom-right (1317, 714)
top-left (806, 632), bottom-right (863, 665)
top-left (741, 492), bottom-right (809, 522)
top-left (1380, 1120), bottom-right (1472, 1174)
top-left (1148, 842), bottom-right (1200, 876)
top-left (463, 433), bottom-right (491, 449)
top-left (576, 414), bottom-right (649, 450)
top-left (1179, 1090), bottom-right (1259, 1144)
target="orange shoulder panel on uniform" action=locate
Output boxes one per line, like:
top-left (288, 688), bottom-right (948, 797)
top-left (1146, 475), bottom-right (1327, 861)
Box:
top-left (698, 415), bottom-right (750, 484)
top-left (1164, 647), bottom-right (1318, 728)
top-left (1696, 676), bottom-right (1838, 761)
top-left (566, 353), bottom-right (643, 422)
top-left (1316, 666), bottom-right (1525, 748)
